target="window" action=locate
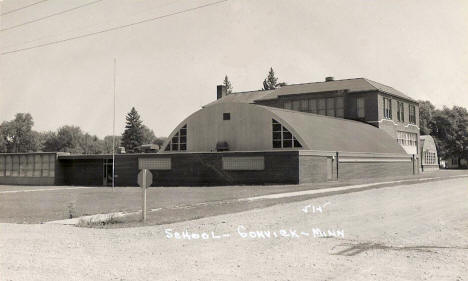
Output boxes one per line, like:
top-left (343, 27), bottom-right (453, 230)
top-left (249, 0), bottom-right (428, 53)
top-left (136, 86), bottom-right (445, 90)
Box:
top-left (223, 157), bottom-right (264, 170)
top-left (139, 158), bottom-right (171, 170)
top-left (12, 156), bottom-right (19, 176)
top-left (165, 125), bottom-right (187, 151)
top-left (308, 99), bottom-right (317, 113)
top-left (284, 101), bottom-right (292, 110)
top-left (42, 155), bottom-right (50, 177)
top-left (223, 113), bottom-right (230, 120)
top-left (26, 155), bottom-right (34, 177)
top-left (0, 156), bottom-right (4, 177)
top-left (272, 119), bottom-right (302, 149)
top-left (317, 99), bottom-right (326, 115)
top-left (409, 105), bottom-right (416, 124)
top-left (397, 131), bottom-right (417, 146)
top-left (300, 99), bottom-right (308, 112)
top-left (357, 97), bottom-right (365, 119)
top-left (424, 152), bottom-right (436, 165)
top-left (335, 97), bottom-right (344, 118)
top-left (292, 100), bottom-right (300, 111)
top-left (5, 156), bottom-right (11, 176)
top-left (383, 97), bottom-right (392, 119)
top-left (33, 155), bottom-right (42, 177)
top-left (49, 155), bottom-right (55, 177)
top-left (326, 98), bottom-right (335, 117)
top-left (397, 102), bottom-right (405, 122)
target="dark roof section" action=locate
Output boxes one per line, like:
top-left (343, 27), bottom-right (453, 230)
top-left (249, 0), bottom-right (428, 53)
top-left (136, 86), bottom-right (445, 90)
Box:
top-left (262, 105), bottom-right (407, 154)
top-left (203, 89), bottom-right (273, 107)
top-left (204, 78), bottom-right (416, 107)
top-left (256, 78), bottom-right (416, 102)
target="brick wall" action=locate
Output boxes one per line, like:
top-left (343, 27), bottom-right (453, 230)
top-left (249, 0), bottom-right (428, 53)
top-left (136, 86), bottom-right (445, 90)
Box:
top-left (339, 161), bottom-right (414, 179)
top-left (57, 159), bottom-right (104, 186)
top-left (134, 151), bottom-right (299, 187)
top-left (298, 155), bottom-right (332, 183)
top-left (0, 176), bottom-right (55, 185)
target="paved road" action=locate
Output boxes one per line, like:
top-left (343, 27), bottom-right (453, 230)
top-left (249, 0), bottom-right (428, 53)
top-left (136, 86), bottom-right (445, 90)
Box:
top-left (1, 177), bottom-right (467, 280)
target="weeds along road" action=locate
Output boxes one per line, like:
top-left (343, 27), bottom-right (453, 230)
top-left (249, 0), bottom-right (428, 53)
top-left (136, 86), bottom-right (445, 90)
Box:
top-left (1, 177), bottom-right (467, 281)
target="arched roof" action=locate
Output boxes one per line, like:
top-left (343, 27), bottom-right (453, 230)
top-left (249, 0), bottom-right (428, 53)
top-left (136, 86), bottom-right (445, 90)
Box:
top-left (420, 135), bottom-right (437, 151)
top-left (260, 105), bottom-right (406, 154)
top-left (161, 102), bottom-right (406, 154)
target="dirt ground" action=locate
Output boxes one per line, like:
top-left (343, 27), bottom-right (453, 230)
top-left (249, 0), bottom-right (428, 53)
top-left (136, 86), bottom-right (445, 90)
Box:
top-left (1, 177), bottom-right (467, 281)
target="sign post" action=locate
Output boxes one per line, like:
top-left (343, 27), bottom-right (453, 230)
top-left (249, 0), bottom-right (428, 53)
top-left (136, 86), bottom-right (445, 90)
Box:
top-left (137, 169), bottom-right (153, 222)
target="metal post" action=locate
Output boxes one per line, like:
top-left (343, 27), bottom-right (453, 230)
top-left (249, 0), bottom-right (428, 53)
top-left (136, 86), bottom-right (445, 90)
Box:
top-left (112, 58), bottom-right (116, 191)
top-left (142, 169), bottom-right (147, 222)
top-left (336, 151), bottom-right (339, 180)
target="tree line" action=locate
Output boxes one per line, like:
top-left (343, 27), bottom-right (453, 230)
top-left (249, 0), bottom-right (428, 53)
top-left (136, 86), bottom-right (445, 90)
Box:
top-left (0, 107), bottom-right (166, 154)
top-left (418, 100), bottom-right (468, 164)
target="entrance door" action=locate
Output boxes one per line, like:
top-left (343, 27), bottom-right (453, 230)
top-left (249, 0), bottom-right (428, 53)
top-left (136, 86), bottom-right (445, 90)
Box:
top-left (103, 159), bottom-right (113, 186)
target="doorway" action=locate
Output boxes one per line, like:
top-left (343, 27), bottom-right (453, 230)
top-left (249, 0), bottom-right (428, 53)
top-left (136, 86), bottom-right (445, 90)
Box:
top-left (103, 159), bottom-right (113, 186)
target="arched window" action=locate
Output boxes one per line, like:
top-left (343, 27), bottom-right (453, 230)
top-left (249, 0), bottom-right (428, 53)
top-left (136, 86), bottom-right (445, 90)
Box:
top-left (272, 119), bottom-right (302, 149)
top-left (165, 125), bottom-right (187, 151)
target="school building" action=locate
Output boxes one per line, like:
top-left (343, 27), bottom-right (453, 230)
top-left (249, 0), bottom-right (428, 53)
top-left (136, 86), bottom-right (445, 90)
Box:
top-left (0, 77), bottom-right (423, 186)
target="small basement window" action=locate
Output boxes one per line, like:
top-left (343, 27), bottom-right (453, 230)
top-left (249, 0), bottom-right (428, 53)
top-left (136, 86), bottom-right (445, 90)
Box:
top-left (223, 113), bottom-right (231, 120)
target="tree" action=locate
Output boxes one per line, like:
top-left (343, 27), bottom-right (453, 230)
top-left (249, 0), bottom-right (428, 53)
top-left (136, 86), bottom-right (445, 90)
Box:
top-left (41, 131), bottom-right (60, 152)
top-left (223, 75), bottom-right (233, 94)
top-left (54, 125), bottom-right (85, 153)
top-left (0, 113), bottom-right (38, 152)
top-left (0, 130), bottom-right (7, 153)
top-left (418, 100), bottom-right (436, 135)
top-left (262, 67), bottom-right (287, 90)
top-left (141, 125), bottom-right (157, 144)
top-left (430, 106), bottom-right (468, 162)
top-left (80, 133), bottom-right (105, 154)
top-left (153, 137), bottom-right (167, 149)
top-left (103, 135), bottom-right (122, 154)
top-left (121, 107), bottom-right (144, 153)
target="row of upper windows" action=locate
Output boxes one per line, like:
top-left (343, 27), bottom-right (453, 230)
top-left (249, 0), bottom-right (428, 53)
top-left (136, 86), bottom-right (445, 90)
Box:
top-left (283, 97), bottom-right (345, 118)
top-left (282, 96), bottom-right (367, 119)
top-left (383, 97), bottom-right (416, 124)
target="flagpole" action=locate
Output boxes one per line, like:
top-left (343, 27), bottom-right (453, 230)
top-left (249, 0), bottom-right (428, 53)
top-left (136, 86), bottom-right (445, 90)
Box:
top-left (112, 58), bottom-right (116, 191)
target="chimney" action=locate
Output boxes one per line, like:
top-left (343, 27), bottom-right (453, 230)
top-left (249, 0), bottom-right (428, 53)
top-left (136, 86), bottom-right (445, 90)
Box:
top-left (325, 76), bottom-right (334, 82)
top-left (217, 85), bottom-right (227, 100)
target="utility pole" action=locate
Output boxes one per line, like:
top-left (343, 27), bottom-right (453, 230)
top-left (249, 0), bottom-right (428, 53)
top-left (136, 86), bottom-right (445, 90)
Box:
top-left (112, 58), bottom-right (116, 191)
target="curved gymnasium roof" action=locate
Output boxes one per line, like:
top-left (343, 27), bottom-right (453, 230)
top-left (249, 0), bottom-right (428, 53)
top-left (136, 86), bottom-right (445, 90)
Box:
top-left (260, 105), bottom-right (406, 154)
top-left (163, 102), bottom-right (406, 154)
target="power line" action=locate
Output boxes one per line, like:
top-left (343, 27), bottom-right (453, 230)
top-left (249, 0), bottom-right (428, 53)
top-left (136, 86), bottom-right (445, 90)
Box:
top-left (0, 0), bottom-right (184, 50)
top-left (1, 0), bottom-right (105, 32)
top-left (1, 0), bottom-right (228, 55)
top-left (1, 0), bottom-right (49, 16)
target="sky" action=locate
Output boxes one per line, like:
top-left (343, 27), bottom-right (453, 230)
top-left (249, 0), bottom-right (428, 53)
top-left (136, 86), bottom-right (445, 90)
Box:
top-left (1, 0), bottom-right (467, 138)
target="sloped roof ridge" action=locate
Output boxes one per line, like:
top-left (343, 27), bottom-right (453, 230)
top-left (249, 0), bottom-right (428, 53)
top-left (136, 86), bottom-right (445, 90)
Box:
top-left (278, 77), bottom-right (366, 88)
top-left (363, 78), bottom-right (415, 101)
top-left (230, 89), bottom-right (272, 95)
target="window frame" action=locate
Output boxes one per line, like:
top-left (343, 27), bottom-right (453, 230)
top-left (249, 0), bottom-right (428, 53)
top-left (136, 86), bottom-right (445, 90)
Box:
top-left (383, 97), bottom-right (392, 119)
top-left (357, 97), bottom-right (365, 119)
